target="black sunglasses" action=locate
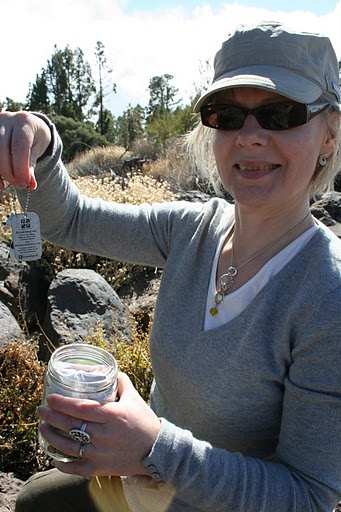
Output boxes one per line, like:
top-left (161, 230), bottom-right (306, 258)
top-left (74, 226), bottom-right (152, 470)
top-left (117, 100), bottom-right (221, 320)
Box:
top-left (200, 102), bottom-right (330, 131)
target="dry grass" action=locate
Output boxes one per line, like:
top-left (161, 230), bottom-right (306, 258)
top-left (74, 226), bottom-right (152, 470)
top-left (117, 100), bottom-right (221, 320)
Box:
top-left (74, 171), bottom-right (176, 204)
top-left (147, 141), bottom-right (196, 191)
top-left (0, 169), bottom-right (176, 288)
top-left (67, 145), bottom-right (131, 178)
top-left (0, 188), bottom-right (19, 244)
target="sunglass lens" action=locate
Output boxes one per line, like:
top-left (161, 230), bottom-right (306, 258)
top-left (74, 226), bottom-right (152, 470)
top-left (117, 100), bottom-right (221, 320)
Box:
top-left (203, 106), bottom-right (245, 130)
top-left (258, 103), bottom-right (306, 130)
top-left (219, 106), bottom-right (245, 130)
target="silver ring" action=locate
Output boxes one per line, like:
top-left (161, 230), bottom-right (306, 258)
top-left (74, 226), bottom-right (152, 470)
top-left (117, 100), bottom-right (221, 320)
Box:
top-left (69, 422), bottom-right (91, 444)
top-left (78, 444), bottom-right (86, 460)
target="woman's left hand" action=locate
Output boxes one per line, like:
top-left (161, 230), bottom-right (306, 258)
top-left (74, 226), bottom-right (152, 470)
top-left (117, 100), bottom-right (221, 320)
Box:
top-left (38, 372), bottom-right (161, 477)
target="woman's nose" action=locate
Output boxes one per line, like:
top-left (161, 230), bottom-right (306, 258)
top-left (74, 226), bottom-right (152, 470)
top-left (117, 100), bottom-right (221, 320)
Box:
top-left (236, 114), bottom-right (269, 147)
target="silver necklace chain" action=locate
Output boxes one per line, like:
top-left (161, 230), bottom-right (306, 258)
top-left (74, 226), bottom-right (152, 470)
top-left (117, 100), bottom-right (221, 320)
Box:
top-left (210, 211), bottom-right (311, 316)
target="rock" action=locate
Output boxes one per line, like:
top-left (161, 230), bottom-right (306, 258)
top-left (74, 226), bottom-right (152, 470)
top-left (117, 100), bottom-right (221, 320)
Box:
top-left (20, 262), bottom-right (52, 328)
top-left (0, 242), bottom-right (26, 321)
top-left (40, 269), bottom-right (132, 355)
top-left (311, 192), bottom-right (341, 238)
top-left (0, 302), bottom-right (23, 346)
top-left (0, 241), bottom-right (52, 330)
top-left (0, 472), bottom-right (24, 512)
top-left (175, 190), bottom-right (213, 203)
top-left (122, 276), bottom-right (161, 331)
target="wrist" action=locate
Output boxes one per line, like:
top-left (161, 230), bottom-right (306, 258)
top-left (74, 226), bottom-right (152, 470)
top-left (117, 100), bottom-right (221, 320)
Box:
top-left (31, 112), bottom-right (54, 160)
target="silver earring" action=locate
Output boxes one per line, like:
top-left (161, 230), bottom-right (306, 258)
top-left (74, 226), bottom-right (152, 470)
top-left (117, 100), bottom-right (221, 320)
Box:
top-left (318, 154), bottom-right (328, 166)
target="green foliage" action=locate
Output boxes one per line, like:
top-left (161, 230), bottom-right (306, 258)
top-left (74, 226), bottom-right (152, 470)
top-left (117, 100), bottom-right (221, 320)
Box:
top-left (26, 45), bottom-right (95, 121)
top-left (73, 47), bottom-right (96, 120)
top-left (146, 105), bottom-right (198, 150)
top-left (96, 108), bottom-right (117, 143)
top-left (146, 110), bottom-right (180, 149)
top-left (48, 45), bottom-right (94, 119)
top-left (51, 115), bottom-right (110, 162)
top-left (5, 41), bottom-right (201, 160)
top-left (1, 97), bottom-right (24, 112)
top-left (84, 317), bottom-right (154, 403)
top-left (26, 70), bottom-right (50, 114)
top-left (94, 41), bottom-right (117, 137)
top-left (116, 104), bottom-right (145, 150)
top-left (146, 74), bottom-right (180, 120)
top-left (175, 102), bottom-right (200, 133)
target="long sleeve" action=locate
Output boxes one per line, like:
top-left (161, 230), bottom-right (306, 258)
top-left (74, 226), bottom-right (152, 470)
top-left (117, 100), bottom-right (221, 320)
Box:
top-left (144, 228), bottom-right (341, 511)
top-left (143, 284), bottom-right (341, 511)
top-left (16, 120), bottom-right (176, 268)
top-left (17, 117), bottom-right (341, 511)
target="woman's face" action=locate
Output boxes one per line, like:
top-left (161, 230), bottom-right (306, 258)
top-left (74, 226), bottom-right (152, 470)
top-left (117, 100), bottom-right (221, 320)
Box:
top-left (212, 87), bottom-right (336, 213)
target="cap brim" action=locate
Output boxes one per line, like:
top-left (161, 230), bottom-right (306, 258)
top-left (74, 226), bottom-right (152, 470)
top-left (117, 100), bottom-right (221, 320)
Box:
top-left (194, 65), bottom-right (323, 112)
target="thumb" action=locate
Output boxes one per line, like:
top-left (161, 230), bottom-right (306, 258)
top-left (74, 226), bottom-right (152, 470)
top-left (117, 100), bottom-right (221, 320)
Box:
top-left (28, 166), bottom-right (37, 191)
top-left (117, 372), bottom-right (137, 399)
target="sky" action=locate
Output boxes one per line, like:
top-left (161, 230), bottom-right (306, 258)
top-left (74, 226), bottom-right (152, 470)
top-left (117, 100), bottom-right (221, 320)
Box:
top-left (1, 0), bottom-right (341, 117)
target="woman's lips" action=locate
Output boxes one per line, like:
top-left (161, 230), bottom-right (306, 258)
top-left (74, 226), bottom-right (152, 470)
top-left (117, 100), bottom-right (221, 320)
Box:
top-left (235, 162), bottom-right (280, 178)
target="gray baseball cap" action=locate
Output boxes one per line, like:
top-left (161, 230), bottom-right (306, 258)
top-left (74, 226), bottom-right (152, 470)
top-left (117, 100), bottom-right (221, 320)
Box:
top-left (194, 21), bottom-right (341, 112)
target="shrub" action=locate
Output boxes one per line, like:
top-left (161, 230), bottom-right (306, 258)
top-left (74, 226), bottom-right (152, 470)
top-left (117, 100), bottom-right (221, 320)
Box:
top-left (0, 188), bottom-right (18, 244)
top-left (83, 313), bottom-right (154, 403)
top-left (130, 137), bottom-right (160, 161)
top-left (51, 116), bottom-right (111, 163)
top-left (0, 339), bottom-right (47, 479)
top-left (148, 140), bottom-right (196, 192)
top-left (67, 145), bottom-right (130, 178)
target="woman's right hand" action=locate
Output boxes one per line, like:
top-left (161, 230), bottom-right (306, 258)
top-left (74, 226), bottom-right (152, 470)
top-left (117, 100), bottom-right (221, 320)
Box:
top-left (0, 111), bottom-right (51, 191)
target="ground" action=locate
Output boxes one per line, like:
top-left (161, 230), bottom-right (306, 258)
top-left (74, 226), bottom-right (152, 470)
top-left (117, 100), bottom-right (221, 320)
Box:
top-left (0, 472), bottom-right (24, 512)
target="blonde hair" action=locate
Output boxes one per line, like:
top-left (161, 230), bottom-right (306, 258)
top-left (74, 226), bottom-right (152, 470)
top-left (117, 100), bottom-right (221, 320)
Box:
top-left (186, 104), bottom-right (341, 199)
top-left (310, 107), bottom-right (341, 196)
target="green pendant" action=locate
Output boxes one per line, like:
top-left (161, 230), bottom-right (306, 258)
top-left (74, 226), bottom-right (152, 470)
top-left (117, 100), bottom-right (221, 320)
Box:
top-left (210, 307), bottom-right (219, 316)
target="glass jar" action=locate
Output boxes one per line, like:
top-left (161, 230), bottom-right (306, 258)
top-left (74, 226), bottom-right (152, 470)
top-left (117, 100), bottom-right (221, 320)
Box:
top-left (39, 344), bottom-right (118, 462)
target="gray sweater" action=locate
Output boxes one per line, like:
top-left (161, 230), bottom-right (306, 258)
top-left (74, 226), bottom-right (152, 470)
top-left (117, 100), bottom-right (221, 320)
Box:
top-left (19, 122), bottom-right (341, 511)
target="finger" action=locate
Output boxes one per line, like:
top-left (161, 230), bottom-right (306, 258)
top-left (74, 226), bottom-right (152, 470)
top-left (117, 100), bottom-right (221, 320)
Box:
top-left (0, 123), bottom-right (15, 184)
top-left (51, 459), bottom-right (98, 477)
top-left (0, 131), bottom-right (31, 189)
top-left (38, 405), bottom-right (95, 438)
top-left (39, 421), bottom-right (95, 461)
top-left (11, 123), bottom-right (35, 188)
top-left (45, 394), bottom-right (112, 424)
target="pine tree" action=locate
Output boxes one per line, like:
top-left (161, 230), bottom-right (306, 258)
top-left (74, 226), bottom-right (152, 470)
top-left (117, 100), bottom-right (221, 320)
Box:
top-left (26, 71), bottom-right (50, 113)
top-left (94, 41), bottom-right (117, 136)
top-left (28, 45), bottom-right (95, 120)
top-left (146, 74), bottom-right (180, 121)
top-left (116, 104), bottom-right (145, 149)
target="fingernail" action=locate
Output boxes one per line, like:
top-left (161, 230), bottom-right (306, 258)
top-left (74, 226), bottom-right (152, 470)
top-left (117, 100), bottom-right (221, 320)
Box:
top-left (29, 167), bottom-right (37, 190)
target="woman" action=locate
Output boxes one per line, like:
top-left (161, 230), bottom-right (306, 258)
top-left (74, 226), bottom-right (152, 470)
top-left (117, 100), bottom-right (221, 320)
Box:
top-left (1, 21), bottom-right (340, 512)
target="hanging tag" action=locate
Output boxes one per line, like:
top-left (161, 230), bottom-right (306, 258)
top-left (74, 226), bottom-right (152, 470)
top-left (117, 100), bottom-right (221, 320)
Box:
top-left (8, 212), bottom-right (42, 261)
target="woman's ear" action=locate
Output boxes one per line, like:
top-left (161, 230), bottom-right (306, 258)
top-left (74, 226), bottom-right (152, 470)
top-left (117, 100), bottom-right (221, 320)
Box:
top-left (321, 114), bottom-right (338, 158)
